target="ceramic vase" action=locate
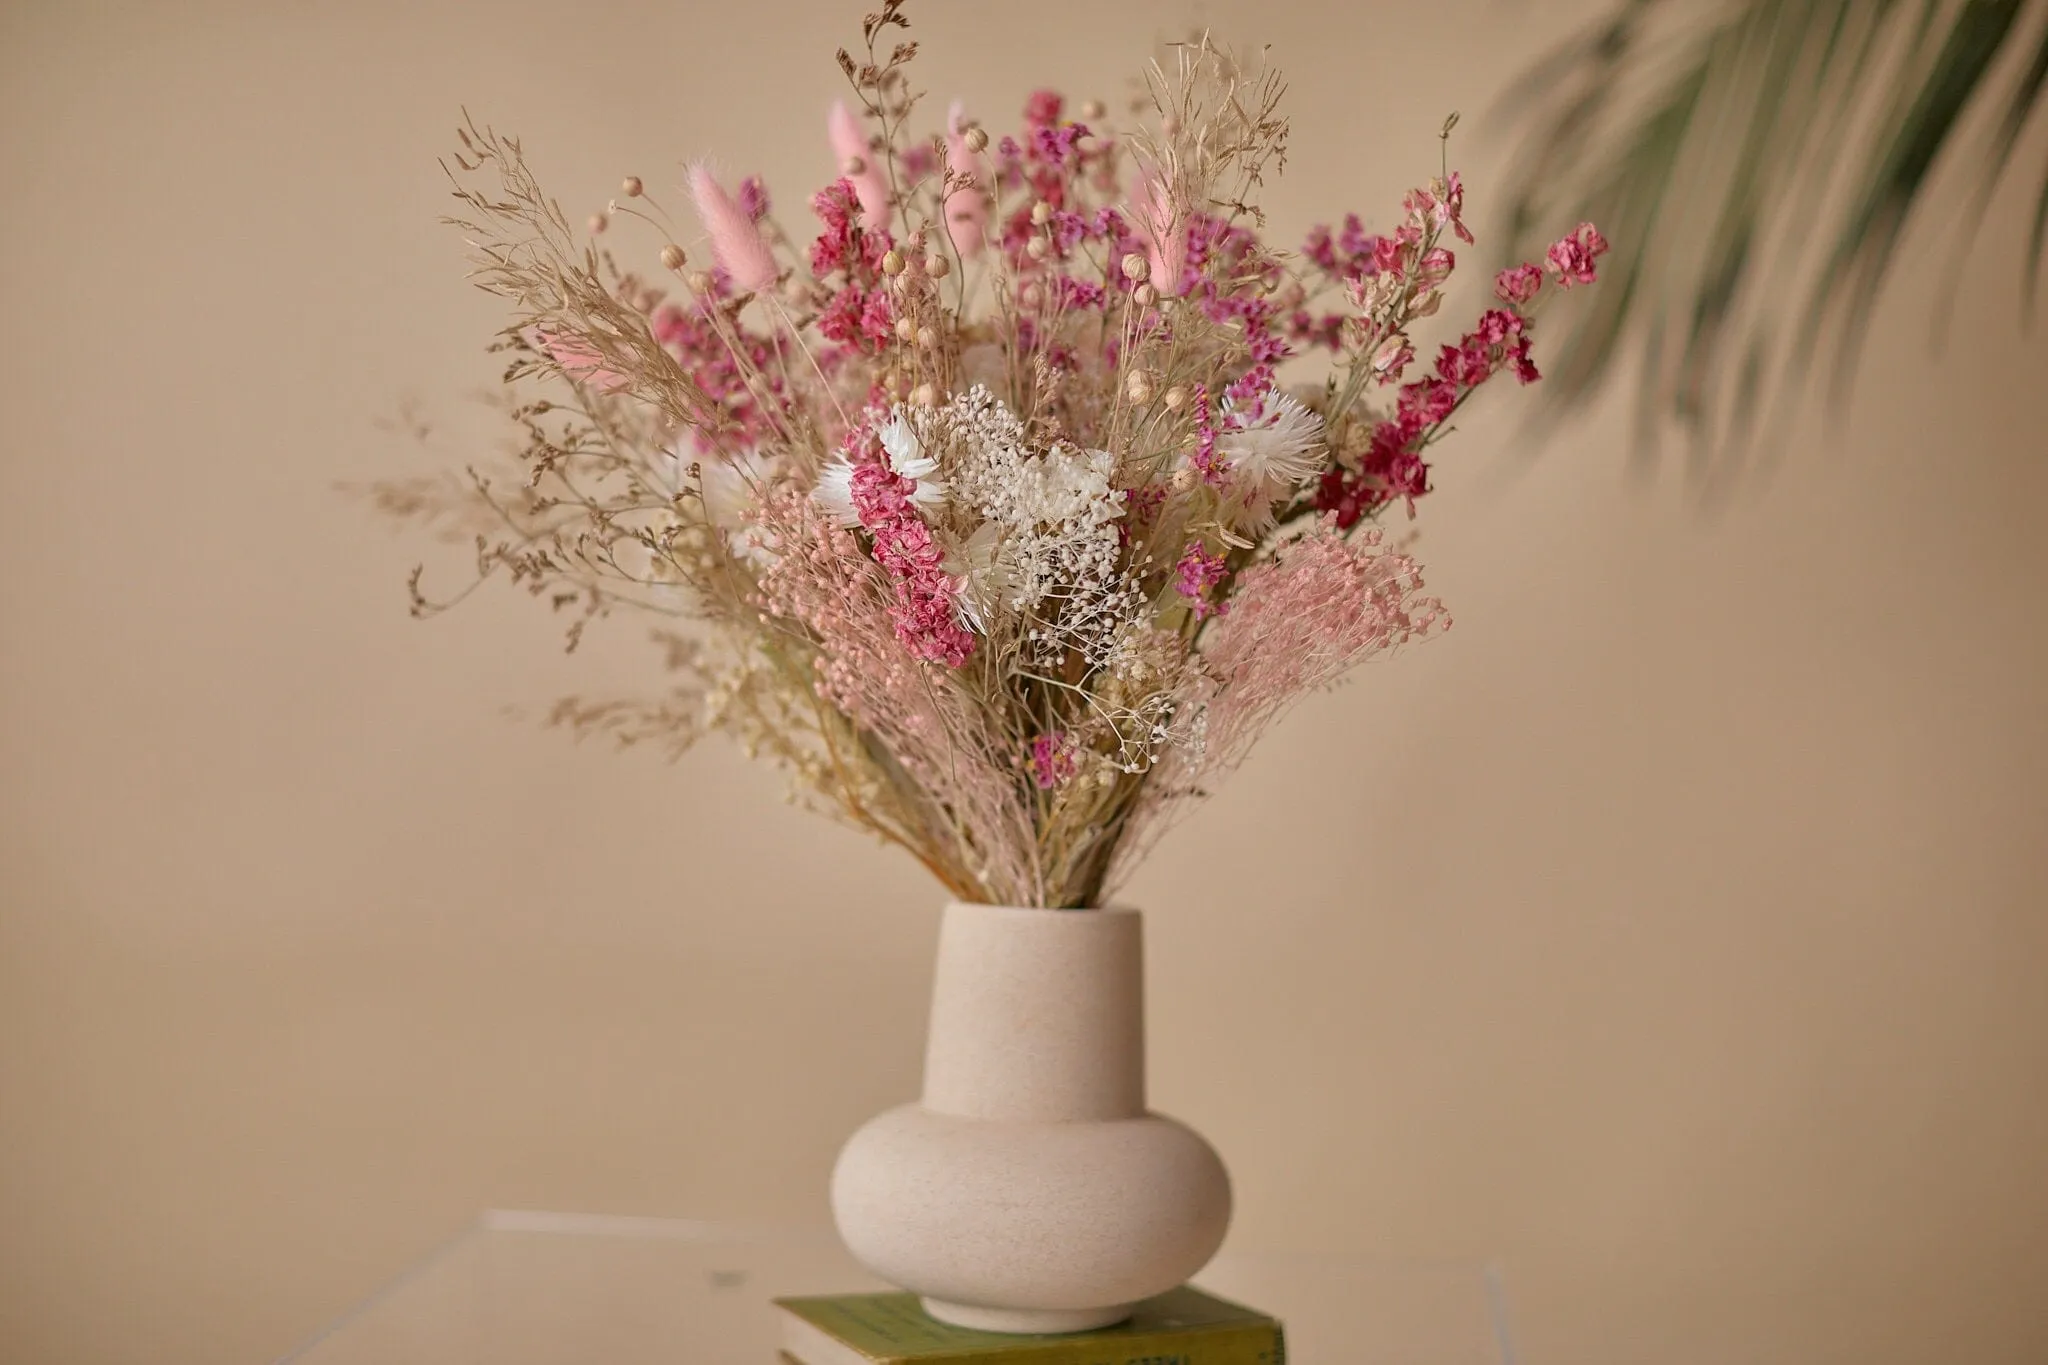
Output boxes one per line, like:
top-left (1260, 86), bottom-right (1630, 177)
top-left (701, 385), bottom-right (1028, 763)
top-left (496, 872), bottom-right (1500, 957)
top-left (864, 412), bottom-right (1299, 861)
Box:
top-left (830, 902), bottom-right (1231, 1333)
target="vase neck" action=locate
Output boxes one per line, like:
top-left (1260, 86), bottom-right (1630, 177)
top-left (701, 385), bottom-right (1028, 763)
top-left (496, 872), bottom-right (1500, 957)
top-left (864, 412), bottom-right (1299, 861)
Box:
top-left (921, 904), bottom-right (1146, 1122)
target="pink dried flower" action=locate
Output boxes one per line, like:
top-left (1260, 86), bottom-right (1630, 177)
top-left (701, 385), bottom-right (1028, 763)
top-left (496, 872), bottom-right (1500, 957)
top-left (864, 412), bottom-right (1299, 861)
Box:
top-left (1174, 541), bottom-right (1230, 619)
top-left (1442, 171), bottom-right (1473, 244)
top-left (737, 176), bottom-right (771, 222)
top-left (1371, 333), bottom-right (1415, 383)
top-left (1416, 247), bottom-right (1454, 288)
top-left (818, 285), bottom-right (895, 351)
top-left (846, 440), bottom-right (975, 668)
top-left (650, 300), bottom-right (783, 449)
top-left (808, 177), bottom-right (884, 278)
top-left (1031, 121), bottom-right (1089, 168)
top-left (1546, 222), bottom-right (1609, 287)
top-left (1029, 731), bottom-right (1078, 789)
top-left (1495, 263), bottom-right (1543, 305)
top-left (1185, 383), bottom-right (1228, 487)
top-left (687, 164), bottom-right (779, 293)
top-left (1370, 235), bottom-right (1406, 280)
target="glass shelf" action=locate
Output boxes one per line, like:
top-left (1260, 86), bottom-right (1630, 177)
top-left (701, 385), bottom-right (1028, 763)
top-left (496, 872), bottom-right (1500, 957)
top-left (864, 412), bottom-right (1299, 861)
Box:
top-left (278, 1210), bottom-right (1517, 1365)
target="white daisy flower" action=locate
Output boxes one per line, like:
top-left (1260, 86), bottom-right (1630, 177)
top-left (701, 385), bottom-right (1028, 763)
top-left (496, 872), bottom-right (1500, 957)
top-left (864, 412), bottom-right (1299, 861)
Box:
top-left (1217, 391), bottom-right (1325, 530)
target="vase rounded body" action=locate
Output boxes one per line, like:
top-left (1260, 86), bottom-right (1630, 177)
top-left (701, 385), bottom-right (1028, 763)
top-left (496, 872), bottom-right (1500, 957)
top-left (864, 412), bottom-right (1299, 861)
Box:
top-left (830, 903), bottom-right (1232, 1334)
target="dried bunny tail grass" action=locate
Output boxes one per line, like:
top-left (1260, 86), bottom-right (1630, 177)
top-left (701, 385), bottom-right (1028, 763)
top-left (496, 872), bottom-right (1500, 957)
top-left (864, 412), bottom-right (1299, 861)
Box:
top-left (443, 115), bottom-right (734, 453)
top-left (686, 163), bottom-right (781, 293)
top-left (827, 100), bottom-right (893, 223)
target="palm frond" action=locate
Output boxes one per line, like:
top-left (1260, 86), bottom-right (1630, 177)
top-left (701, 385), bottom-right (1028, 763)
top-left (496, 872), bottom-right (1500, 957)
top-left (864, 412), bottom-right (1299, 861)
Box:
top-left (1495, 0), bottom-right (2048, 492)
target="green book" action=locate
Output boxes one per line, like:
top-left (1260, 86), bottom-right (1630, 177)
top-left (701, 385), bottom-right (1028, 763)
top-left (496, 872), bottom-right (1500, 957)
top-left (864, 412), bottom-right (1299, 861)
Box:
top-left (773, 1286), bottom-right (1284, 1365)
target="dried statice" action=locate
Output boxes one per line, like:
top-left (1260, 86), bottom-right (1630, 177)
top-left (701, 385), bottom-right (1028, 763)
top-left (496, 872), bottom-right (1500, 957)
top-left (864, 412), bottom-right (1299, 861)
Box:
top-left (379, 2), bottom-right (1605, 906)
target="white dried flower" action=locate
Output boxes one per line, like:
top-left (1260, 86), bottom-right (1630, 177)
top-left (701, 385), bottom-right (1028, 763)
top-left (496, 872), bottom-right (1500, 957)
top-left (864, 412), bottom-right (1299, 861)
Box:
top-left (813, 455), bottom-right (862, 528)
top-left (879, 410), bottom-right (948, 509)
top-left (949, 520), bottom-right (1011, 634)
top-left (938, 387), bottom-right (1142, 664)
top-left (1216, 390), bottom-right (1325, 530)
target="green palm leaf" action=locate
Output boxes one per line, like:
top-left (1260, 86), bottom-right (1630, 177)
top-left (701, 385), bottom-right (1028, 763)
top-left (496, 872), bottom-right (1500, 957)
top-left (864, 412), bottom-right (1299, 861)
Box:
top-left (1496, 0), bottom-right (2048, 491)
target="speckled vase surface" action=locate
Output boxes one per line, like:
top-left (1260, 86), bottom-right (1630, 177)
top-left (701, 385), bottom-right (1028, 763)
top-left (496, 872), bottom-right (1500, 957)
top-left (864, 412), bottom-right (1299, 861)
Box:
top-left (830, 903), bottom-right (1232, 1334)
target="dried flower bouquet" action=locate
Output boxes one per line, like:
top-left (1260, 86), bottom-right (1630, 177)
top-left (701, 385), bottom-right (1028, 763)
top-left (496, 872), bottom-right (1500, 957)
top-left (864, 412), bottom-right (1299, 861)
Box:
top-left (390, 3), bottom-right (1605, 908)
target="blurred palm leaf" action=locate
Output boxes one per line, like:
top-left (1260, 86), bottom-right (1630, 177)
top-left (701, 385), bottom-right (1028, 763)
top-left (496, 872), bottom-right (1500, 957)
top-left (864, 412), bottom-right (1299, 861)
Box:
top-left (1496, 0), bottom-right (2048, 490)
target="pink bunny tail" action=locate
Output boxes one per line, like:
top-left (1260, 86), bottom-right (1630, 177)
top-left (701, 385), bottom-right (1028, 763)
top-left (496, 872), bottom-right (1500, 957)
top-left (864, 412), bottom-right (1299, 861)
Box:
top-left (522, 326), bottom-right (628, 392)
top-left (688, 164), bottom-right (779, 292)
top-left (827, 100), bottom-right (892, 224)
top-left (1140, 175), bottom-right (1185, 298)
top-left (942, 99), bottom-right (987, 259)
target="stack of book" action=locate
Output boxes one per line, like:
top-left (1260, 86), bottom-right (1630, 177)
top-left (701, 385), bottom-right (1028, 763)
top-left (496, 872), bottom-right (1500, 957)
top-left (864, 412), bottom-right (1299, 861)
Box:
top-left (773, 1286), bottom-right (1285, 1365)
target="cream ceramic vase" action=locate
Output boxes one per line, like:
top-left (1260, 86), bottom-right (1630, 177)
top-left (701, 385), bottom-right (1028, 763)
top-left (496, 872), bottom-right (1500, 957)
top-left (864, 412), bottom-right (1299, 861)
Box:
top-left (830, 903), bottom-right (1232, 1334)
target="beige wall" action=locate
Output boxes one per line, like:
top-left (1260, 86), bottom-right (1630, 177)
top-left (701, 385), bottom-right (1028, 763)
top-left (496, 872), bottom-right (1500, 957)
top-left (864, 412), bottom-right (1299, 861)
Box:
top-left (4, 1), bottom-right (2046, 1362)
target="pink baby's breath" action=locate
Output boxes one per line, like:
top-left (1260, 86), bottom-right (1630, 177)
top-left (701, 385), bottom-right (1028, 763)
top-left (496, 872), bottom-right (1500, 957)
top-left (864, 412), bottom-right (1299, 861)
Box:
top-left (1195, 521), bottom-right (1445, 758)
